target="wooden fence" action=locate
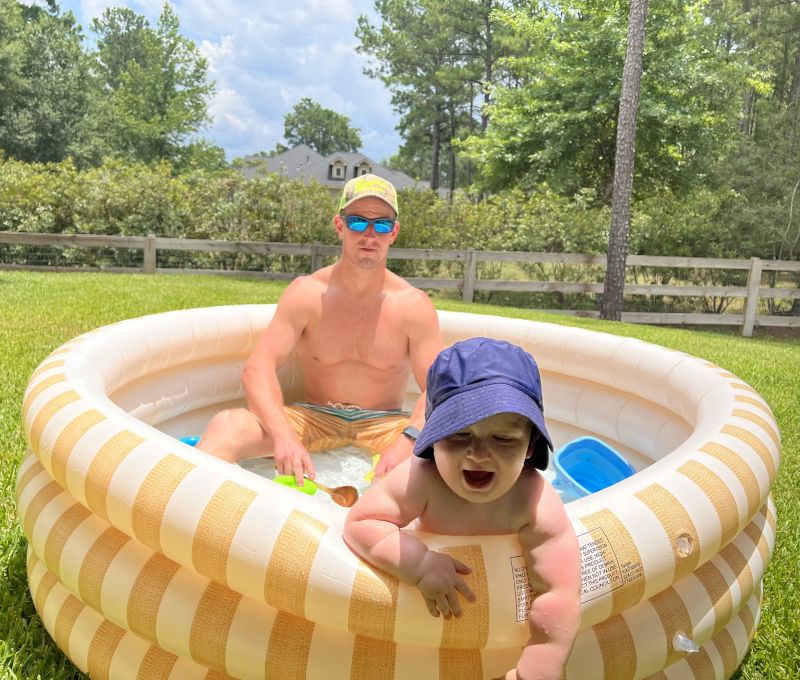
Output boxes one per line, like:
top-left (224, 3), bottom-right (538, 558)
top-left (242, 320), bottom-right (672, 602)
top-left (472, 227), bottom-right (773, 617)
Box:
top-left (2, 231), bottom-right (799, 337)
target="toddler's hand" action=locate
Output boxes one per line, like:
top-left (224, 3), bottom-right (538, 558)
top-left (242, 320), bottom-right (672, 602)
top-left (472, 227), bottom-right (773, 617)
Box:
top-left (415, 551), bottom-right (476, 618)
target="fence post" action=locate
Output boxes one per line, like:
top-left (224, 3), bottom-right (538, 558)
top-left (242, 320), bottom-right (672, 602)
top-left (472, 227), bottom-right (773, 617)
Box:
top-left (143, 233), bottom-right (156, 274)
top-left (310, 245), bottom-right (324, 273)
top-left (462, 249), bottom-right (477, 303)
top-left (742, 256), bottom-right (763, 337)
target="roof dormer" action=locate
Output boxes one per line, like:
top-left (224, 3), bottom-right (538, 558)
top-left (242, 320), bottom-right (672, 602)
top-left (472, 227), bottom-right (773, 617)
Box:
top-left (353, 160), bottom-right (372, 177)
top-left (328, 158), bottom-right (347, 181)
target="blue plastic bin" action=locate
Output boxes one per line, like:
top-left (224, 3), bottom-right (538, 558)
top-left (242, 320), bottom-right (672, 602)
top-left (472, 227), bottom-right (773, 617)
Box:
top-left (553, 436), bottom-right (636, 497)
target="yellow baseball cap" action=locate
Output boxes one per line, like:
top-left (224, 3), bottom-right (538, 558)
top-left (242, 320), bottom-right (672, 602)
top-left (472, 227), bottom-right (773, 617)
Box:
top-left (338, 174), bottom-right (399, 216)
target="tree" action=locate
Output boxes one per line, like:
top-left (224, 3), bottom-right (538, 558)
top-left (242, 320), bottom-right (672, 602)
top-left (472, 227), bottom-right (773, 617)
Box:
top-left (357, 0), bottom-right (520, 192)
top-left (0, 1), bottom-right (93, 162)
top-left (703, 4), bottom-right (800, 243)
top-left (357, 0), bottom-right (473, 191)
top-left (283, 98), bottom-right (361, 155)
top-left (91, 6), bottom-right (150, 90)
top-left (601, 0), bottom-right (649, 321)
top-left (461, 1), bottom-right (739, 200)
top-left (0, 0), bottom-right (26, 144)
top-left (450, 0), bottom-right (521, 133)
top-left (85, 3), bottom-right (214, 165)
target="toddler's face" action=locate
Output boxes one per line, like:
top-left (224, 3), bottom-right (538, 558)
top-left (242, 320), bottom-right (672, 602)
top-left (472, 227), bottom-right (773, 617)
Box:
top-left (432, 412), bottom-right (533, 503)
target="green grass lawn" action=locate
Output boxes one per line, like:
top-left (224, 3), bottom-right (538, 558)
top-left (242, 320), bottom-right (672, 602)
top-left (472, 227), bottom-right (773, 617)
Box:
top-left (1, 270), bottom-right (797, 679)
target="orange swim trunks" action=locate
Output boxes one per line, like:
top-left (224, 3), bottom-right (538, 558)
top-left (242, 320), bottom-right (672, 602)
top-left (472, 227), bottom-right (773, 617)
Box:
top-left (284, 402), bottom-right (410, 454)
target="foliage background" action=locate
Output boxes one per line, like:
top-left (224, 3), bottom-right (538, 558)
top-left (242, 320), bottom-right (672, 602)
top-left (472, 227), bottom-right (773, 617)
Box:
top-left (1, 155), bottom-right (786, 261)
top-left (2, 156), bottom-right (796, 317)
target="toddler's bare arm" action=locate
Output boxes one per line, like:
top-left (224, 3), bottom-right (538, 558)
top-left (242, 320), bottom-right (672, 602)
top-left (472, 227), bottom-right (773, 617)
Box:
top-left (512, 485), bottom-right (581, 680)
top-left (344, 459), bottom-right (475, 618)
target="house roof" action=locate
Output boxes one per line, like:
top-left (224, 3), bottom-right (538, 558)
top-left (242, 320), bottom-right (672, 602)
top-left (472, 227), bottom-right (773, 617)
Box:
top-left (240, 146), bottom-right (428, 191)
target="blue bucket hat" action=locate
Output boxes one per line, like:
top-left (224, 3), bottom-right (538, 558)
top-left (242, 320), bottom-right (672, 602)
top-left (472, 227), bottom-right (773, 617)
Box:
top-left (413, 337), bottom-right (552, 469)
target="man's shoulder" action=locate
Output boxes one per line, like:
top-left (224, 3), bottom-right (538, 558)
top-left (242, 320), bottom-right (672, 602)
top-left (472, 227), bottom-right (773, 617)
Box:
top-left (305, 265), bottom-right (335, 286)
top-left (387, 278), bottom-right (438, 330)
top-left (386, 271), bottom-right (433, 303)
top-left (387, 268), bottom-right (415, 287)
top-left (274, 270), bottom-right (330, 318)
top-left (281, 268), bottom-right (330, 296)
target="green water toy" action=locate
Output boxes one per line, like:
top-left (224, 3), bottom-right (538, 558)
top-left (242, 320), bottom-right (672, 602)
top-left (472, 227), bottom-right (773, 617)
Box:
top-left (272, 475), bottom-right (319, 495)
top-left (271, 475), bottom-right (358, 507)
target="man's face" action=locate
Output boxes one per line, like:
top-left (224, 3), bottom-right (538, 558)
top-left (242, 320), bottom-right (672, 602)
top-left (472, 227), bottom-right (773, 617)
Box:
top-left (334, 196), bottom-right (398, 269)
top-left (432, 412), bottom-right (534, 503)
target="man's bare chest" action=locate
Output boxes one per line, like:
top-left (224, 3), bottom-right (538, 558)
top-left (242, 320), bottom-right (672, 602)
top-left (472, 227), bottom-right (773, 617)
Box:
top-left (300, 304), bottom-right (409, 368)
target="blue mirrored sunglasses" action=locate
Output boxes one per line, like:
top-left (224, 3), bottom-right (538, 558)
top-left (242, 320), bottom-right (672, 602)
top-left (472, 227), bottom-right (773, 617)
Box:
top-left (344, 215), bottom-right (395, 234)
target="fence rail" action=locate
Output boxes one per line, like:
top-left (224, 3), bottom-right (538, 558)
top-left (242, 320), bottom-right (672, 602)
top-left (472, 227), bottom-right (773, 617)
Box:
top-left (2, 231), bottom-right (799, 337)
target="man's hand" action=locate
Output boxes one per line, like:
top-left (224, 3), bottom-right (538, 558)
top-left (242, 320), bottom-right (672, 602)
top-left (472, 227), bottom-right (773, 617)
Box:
top-left (272, 433), bottom-right (315, 485)
top-left (374, 434), bottom-right (414, 478)
top-left (415, 551), bottom-right (476, 619)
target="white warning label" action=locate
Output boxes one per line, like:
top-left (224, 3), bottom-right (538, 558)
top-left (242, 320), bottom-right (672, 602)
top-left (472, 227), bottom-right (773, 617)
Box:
top-left (578, 527), bottom-right (642, 604)
top-left (510, 555), bottom-right (534, 622)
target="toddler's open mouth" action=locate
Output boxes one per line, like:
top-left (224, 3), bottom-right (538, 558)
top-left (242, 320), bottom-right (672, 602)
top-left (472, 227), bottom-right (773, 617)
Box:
top-left (463, 470), bottom-right (494, 488)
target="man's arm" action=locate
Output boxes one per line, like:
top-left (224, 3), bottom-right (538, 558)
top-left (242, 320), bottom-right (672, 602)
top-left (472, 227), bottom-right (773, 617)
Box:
top-left (344, 459), bottom-right (475, 618)
top-left (510, 483), bottom-right (582, 680)
top-left (242, 278), bottom-right (315, 484)
top-left (373, 289), bottom-right (442, 478)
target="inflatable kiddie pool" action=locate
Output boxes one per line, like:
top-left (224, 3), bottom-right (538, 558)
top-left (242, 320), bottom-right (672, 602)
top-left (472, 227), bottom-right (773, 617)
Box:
top-left (17, 306), bottom-right (779, 679)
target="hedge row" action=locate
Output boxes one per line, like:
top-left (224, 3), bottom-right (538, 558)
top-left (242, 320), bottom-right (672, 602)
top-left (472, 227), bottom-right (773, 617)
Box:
top-left (1, 156), bottom-right (790, 313)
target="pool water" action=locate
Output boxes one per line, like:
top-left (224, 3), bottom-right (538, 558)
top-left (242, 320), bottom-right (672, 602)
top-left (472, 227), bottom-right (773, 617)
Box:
top-left (239, 446), bottom-right (583, 505)
top-left (239, 446), bottom-right (376, 503)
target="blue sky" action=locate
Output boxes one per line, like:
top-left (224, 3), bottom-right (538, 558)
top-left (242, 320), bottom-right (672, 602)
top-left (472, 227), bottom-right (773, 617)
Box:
top-left (55, 0), bottom-right (402, 162)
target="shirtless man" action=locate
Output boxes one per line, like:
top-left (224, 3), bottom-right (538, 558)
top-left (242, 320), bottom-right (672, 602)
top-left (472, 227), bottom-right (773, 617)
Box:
top-left (198, 174), bottom-right (442, 484)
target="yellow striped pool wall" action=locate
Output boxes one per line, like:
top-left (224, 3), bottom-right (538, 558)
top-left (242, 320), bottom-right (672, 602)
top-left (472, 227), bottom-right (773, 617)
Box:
top-left (17, 306), bottom-right (779, 679)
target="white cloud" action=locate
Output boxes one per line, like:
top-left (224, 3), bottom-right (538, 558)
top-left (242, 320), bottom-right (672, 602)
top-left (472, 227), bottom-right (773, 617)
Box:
top-left (60, 0), bottom-right (402, 162)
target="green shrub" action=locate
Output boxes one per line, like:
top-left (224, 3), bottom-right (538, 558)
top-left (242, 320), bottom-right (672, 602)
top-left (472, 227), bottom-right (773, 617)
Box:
top-left (1, 156), bottom-right (796, 314)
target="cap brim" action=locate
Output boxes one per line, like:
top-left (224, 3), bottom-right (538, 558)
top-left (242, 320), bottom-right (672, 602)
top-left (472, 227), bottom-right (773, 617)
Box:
top-left (413, 382), bottom-right (552, 470)
top-left (340, 193), bottom-right (398, 216)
